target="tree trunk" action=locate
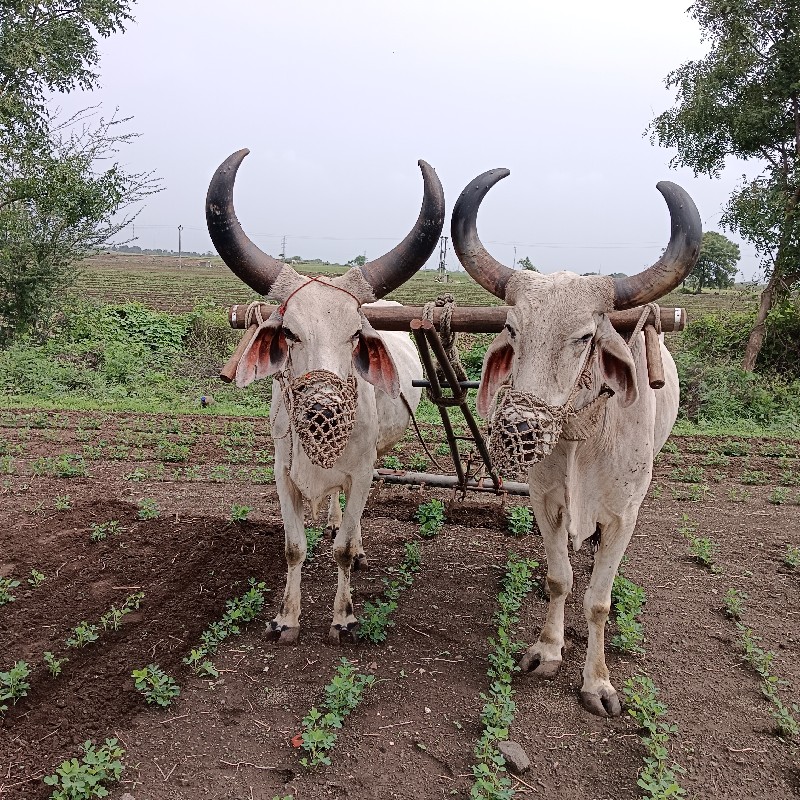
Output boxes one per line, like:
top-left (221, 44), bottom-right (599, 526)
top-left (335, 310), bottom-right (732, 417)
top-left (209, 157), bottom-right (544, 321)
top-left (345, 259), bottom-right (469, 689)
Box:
top-left (741, 274), bottom-right (777, 371)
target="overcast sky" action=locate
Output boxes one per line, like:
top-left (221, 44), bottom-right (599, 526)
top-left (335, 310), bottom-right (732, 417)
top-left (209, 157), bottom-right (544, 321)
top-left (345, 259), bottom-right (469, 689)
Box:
top-left (58, 1), bottom-right (765, 279)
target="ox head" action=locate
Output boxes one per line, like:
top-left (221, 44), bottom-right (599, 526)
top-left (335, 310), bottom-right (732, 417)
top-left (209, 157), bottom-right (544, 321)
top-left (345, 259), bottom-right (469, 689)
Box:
top-left (206, 150), bottom-right (445, 395)
top-left (451, 170), bottom-right (701, 429)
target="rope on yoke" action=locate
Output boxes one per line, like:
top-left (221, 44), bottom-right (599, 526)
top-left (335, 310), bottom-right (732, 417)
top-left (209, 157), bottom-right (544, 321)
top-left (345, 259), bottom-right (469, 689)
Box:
top-left (421, 294), bottom-right (469, 407)
top-left (629, 302), bottom-right (662, 343)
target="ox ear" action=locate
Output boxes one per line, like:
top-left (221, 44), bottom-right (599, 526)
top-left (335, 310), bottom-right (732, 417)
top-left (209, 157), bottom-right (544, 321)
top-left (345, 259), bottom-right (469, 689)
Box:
top-left (477, 329), bottom-right (515, 418)
top-left (596, 316), bottom-right (638, 407)
top-left (353, 314), bottom-right (400, 398)
top-left (235, 312), bottom-right (288, 388)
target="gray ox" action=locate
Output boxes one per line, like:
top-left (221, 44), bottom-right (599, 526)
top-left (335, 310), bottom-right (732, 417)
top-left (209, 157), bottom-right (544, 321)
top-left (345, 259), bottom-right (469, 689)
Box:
top-left (451, 170), bottom-right (701, 716)
top-left (207, 149), bottom-right (444, 643)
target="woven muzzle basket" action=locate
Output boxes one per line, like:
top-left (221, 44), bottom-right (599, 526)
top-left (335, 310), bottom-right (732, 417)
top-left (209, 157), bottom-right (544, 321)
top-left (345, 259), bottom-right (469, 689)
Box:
top-left (285, 370), bottom-right (358, 469)
top-left (488, 387), bottom-right (566, 476)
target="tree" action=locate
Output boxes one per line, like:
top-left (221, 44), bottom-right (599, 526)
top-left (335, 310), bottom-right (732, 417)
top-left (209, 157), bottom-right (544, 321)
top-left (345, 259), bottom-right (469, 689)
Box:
top-left (518, 256), bottom-right (538, 271)
top-left (0, 1), bottom-right (156, 346)
top-left (648, 0), bottom-right (800, 370)
top-left (689, 231), bottom-right (741, 292)
top-left (348, 254), bottom-right (367, 267)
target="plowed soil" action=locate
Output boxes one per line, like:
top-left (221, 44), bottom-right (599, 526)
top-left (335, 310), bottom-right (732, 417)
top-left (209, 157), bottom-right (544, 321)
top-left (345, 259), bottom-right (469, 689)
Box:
top-left (0, 409), bottom-right (798, 799)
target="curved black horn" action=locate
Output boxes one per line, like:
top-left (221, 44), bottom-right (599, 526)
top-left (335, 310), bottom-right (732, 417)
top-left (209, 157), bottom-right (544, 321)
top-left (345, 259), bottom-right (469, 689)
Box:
top-left (613, 181), bottom-right (702, 309)
top-left (359, 160), bottom-right (445, 298)
top-left (451, 168), bottom-right (516, 299)
top-left (206, 149), bottom-right (286, 296)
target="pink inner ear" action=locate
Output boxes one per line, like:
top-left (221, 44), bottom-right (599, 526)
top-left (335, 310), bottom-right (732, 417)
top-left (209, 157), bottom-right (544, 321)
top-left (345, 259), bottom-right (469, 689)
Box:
top-left (234, 320), bottom-right (287, 388)
top-left (353, 327), bottom-right (400, 398)
top-left (477, 336), bottom-right (514, 418)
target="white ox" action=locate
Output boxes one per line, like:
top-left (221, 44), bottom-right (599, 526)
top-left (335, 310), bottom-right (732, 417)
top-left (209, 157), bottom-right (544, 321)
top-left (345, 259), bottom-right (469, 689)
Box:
top-left (206, 150), bottom-right (444, 643)
top-left (451, 170), bottom-right (701, 716)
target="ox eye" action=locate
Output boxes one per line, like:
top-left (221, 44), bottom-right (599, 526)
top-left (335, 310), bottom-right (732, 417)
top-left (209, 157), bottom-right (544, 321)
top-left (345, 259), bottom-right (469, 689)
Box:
top-left (580, 333), bottom-right (593, 342)
top-left (283, 327), bottom-right (299, 343)
top-left (504, 323), bottom-right (516, 339)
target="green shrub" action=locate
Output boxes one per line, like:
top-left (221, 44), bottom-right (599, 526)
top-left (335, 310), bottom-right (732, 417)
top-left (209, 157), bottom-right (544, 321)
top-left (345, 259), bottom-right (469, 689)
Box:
top-left (132, 664), bottom-right (180, 707)
top-left (43, 738), bottom-right (125, 799)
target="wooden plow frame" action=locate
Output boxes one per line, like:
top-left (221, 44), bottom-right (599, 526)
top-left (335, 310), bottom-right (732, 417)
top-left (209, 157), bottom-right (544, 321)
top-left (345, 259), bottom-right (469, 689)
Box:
top-left (224, 302), bottom-right (686, 499)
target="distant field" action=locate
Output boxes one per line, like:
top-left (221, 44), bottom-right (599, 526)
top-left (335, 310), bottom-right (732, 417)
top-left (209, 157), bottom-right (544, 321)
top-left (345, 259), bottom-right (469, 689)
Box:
top-left (75, 252), bottom-right (759, 318)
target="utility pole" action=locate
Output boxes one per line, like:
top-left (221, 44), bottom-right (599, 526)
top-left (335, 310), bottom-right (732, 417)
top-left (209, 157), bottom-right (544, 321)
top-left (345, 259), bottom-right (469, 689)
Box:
top-left (437, 236), bottom-right (448, 282)
top-left (178, 224), bottom-right (183, 268)
top-left (280, 235), bottom-right (287, 260)
top-left (513, 245), bottom-right (517, 269)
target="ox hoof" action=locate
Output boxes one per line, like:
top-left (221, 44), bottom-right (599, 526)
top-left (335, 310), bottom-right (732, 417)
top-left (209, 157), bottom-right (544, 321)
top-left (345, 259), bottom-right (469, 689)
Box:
top-left (519, 651), bottom-right (561, 679)
top-left (580, 689), bottom-right (621, 718)
top-left (277, 627), bottom-right (300, 646)
top-left (353, 554), bottom-right (370, 571)
top-left (325, 525), bottom-right (339, 540)
top-left (327, 622), bottom-right (358, 645)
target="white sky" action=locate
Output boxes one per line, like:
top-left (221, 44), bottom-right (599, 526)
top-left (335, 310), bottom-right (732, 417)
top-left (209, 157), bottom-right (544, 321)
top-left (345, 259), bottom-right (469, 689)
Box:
top-left (58, 0), bottom-right (765, 279)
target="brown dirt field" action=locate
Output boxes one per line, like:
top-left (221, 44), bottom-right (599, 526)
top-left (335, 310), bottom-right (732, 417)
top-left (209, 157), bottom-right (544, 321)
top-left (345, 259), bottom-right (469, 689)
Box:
top-left (0, 409), bottom-right (798, 799)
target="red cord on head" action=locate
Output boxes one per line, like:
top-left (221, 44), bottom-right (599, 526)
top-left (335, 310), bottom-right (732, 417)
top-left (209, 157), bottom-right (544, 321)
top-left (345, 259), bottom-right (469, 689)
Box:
top-left (279, 275), bottom-right (361, 315)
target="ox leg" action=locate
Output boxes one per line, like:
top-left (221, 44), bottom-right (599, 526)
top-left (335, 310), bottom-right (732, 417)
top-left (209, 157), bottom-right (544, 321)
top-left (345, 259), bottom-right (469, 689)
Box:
top-left (580, 515), bottom-right (635, 717)
top-left (328, 475), bottom-right (370, 643)
top-left (269, 476), bottom-right (306, 645)
top-left (520, 517), bottom-right (572, 679)
top-left (325, 493), bottom-right (342, 539)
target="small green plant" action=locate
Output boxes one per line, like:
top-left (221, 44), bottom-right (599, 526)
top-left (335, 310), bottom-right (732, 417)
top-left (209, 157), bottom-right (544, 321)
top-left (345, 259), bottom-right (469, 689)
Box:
top-left (702, 450), bottom-right (729, 467)
top-left (66, 621), bottom-right (100, 648)
top-left (610, 573), bottom-right (646, 655)
top-left (299, 658), bottom-right (376, 767)
top-left (305, 526), bottom-right (324, 561)
top-left (28, 568), bottom-right (46, 588)
top-left (415, 499), bottom-right (445, 538)
top-left (132, 663), bottom-right (180, 708)
top-left (727, 486), bottom-right (750, 503)
top-left (738, 625), bottom-right (799, 740)
top-left (741, 468), bottom-right (769, 485)
top-left (0, 661), bottom-right (31, 713)
top-left (359, 542), bottom-right (422, 644)
top-left (229, 504), bottom-right (252, 523)
top-left (670, 465), bottom-right (705, 483)
top-left (31, 454), bottom-right (88, 478)
top-left (249, 465), bottom-right (274, 484)
top-left (470, 554), bottom-right (538, 799)
top-left (381, 454), bottom-right (402, 469)
top-left (89, 520), bottom-right (120, 542)
top-left (157, 441), bottom-right (190, 462)
top-left (44, 651), bottom-right (67, 678)
top-left (0, 455), bottom-right (14, 474)
top-left (0, 576), bottom-right (20, 606)
top-left (99, 591), bottom-right (144, 631)
top-left (43, 738), bottom-right (125, 799)
top-left (209, 464), bottom-right (233, 482)
top-left (720, 439), bottom-right (750, 456)
top-left (506, 505), bottom-right (533, 536)
top-left (54, 494), bottom-right (72, 510)
top-left (768, 487), bottom-right (790, 505)
top-left (137, 498), bottom-right (160, 520)
top-left (723, 588), bottom-right (747, 620)
top-left (183, 579), bottom-right (267, 674)
top-left (407, 453), bottom-right (428, 471)
top-left (687, 536), bottom-right (718, 570)
top-left (661, 440), bottom-right (679, 454)
top-left (784, 545), bottom-right (800, 569)
top-left (622, 675), bottom-right (686, 799)
top-left (124, 467), bottom-right (148, 482)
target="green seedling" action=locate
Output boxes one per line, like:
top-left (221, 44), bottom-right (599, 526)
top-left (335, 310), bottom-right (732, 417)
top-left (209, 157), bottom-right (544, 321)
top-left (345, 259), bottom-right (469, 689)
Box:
top-left (610, 573), bottom-right (646, 655)
top-left (415, 499), bottom-right (445, 538)
top-left (66, 621), bottom-right (100, 648)
top-left (506, 505), bottom-right (533, 536)
top-left (768, 487), bottom-right (791, 505)
top-left (137, 498), bottom-right (159, 520)
top-left (183, 579), bottom-right (267, 674)
top-left (687, 536), bottom-right (718, 571)
top-left (229, 504), bottom-right (252, 523)
top-left (407, 453), bottom-right (428, 471)
top-left (209, 464), bottom-right (232, 482)
top-left (0, 661), bottom-right (31, 714)
top-left (622, 675), bottom-right (686, 799)
top-left (249, 466), bottom-right (274, 484)
top-left (727, 486), bottom-right (750, 503)
top-left (299, 658), bottom-right (376, 767)
top-left (28, 568), bottom-right (46, 588)
top-left (132, 664), bottom-right (180, 707)
top-left (157, 441), bottom-right (190, 462)
top-left (784, 545), bottom-right (800, 569)
top-left (305, 526), bottom-right (324, 561)
top-left (100, 592), bottom-right (144, 631)
top-left (43, 738), bottom-right (125, 799)
top-left (470, 554), bottom-right (538, 800)
top-left (89, 520), bottom-right (120, 542)
top-left (0, 577), bottom-right (20, 606)
top-left (54, 494), bottom-right (72, 510)
top-left (44, 651), bottom-right (67, 678)
top-left (381, 455), bottom-right (402, 470)
top-left (741, 469), bottom-right (769, 485)
top-left (670, 465), bottom-right (705, 483)
top-left (723, 588), bottom-right (747, 620)
top-left (124, 467), bottom-right (148, 482)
